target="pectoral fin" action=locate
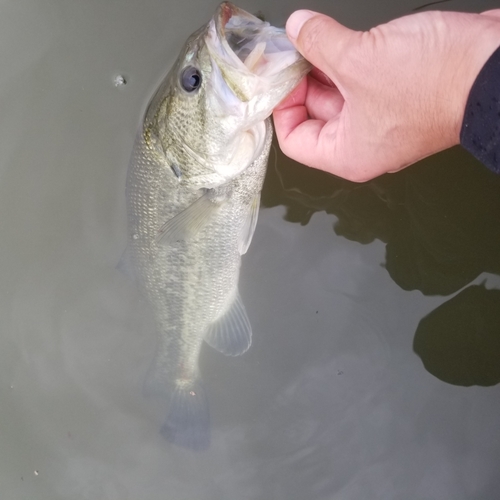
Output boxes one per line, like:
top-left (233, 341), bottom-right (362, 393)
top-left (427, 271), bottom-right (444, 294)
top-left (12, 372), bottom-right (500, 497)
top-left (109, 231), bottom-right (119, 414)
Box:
top-left (157, 192), bottom-right (223, 245)
top-left (204, 292), bottom-right (252, 356)
top-left (238, 195), bottom-right (260, 255)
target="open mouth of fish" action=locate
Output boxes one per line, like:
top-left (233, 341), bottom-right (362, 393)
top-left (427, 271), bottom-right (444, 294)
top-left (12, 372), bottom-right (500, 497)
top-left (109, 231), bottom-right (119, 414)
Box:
top-left (206, 2), bottom-right (307, 102)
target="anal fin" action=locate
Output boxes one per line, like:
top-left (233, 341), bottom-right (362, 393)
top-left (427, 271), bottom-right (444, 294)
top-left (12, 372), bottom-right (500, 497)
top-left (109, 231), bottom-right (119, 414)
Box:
top-left (204, 292), bottom-right (252, 356)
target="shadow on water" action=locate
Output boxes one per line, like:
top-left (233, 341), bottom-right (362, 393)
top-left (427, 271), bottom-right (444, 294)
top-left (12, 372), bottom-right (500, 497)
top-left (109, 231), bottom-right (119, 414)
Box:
top-left (414, 284), bottom-right (500, 386)
top-left (262, 140), bottom-right (500, 386)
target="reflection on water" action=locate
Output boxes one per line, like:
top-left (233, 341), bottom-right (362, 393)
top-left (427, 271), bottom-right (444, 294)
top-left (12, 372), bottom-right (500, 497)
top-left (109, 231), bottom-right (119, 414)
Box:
top-left (263, 144), bottom-right (500, 296)
top-left (263, 141), bottom-right (500, 386)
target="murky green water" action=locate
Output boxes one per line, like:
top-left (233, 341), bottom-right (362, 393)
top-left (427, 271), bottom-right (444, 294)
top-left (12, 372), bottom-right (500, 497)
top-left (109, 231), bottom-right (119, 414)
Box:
top-left (0, 0), bottom-right (499, 498)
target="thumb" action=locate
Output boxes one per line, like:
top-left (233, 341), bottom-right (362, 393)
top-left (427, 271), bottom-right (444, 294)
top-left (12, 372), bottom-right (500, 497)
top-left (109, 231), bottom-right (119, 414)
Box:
top-left (286, 10), bottom-right (354, 75)
top-left (481, 9), bottom-right (500, 20)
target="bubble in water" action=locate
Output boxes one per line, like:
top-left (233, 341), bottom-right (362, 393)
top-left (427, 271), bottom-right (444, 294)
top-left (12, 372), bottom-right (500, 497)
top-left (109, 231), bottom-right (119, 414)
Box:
top-left (132, 233), bottom-right (139, 240)
top-left (113, 75), bottom-right (127, 87)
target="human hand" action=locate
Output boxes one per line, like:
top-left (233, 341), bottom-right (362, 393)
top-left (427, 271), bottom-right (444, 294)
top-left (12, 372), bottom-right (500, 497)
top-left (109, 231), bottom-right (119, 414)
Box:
top-left (273, 9), bottom-right (500, 181)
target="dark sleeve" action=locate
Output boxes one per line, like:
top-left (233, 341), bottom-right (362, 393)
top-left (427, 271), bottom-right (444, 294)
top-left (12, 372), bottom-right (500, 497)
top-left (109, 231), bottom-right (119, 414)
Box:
top-left (460, 45), bottom-right (500, 174)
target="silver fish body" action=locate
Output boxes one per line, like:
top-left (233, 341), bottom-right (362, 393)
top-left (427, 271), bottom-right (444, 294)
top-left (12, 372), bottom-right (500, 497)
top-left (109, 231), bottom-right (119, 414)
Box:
top-left (126, 2), bottom-right (309, 449)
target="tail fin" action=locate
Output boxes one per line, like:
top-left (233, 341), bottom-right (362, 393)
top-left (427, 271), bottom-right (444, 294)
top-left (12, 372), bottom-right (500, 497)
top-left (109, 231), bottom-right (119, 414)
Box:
top-left (160, 380), bottom-right (210, 451)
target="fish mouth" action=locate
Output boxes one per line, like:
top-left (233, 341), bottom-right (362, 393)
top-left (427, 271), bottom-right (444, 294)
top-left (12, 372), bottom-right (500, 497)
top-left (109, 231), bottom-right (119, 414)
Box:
top-left (206, 2), bottom-right (310, 102)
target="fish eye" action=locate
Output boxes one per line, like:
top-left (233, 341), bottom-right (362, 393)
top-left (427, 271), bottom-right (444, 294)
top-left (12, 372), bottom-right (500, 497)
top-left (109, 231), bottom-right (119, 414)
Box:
top-left (180, 66), bottom-right (202, 93)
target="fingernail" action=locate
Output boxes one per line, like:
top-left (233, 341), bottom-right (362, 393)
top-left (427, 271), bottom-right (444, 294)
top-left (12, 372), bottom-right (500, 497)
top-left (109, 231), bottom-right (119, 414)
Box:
top-left (286, 10), bottom-right (316, 40)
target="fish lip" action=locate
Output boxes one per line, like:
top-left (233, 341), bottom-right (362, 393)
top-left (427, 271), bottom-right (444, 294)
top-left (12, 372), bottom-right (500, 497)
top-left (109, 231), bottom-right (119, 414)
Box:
top-left (206, 2), bottom-right (310, 103)
top-left (209, 1), bottom-right (270, 71)
top-left (214, 1), bottom-right (257, 37)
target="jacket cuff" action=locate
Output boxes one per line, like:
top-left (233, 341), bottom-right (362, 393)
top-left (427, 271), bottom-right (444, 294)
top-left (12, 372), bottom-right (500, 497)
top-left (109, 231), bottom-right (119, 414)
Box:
top-left (460, 45), bottom-right (500, 174)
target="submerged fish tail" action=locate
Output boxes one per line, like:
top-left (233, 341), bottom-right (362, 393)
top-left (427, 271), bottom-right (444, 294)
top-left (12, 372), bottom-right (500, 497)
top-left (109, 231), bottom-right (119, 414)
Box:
top-left (161, 379), bottom-right (210, 451)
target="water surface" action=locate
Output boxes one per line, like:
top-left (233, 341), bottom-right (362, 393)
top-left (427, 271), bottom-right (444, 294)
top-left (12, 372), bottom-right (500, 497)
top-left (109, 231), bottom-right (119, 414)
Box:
top-left (1, 0), bottom-right (499, 498)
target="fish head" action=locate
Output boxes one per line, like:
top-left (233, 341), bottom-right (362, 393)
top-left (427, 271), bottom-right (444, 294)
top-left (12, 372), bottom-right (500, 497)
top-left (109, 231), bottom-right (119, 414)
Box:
top-left (145, 2), bottom-right (311, 184)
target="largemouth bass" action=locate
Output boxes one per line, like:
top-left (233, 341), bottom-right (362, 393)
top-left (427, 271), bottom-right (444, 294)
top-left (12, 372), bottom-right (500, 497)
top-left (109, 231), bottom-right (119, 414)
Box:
top-left (126, 2), bottom-right (310, 450)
